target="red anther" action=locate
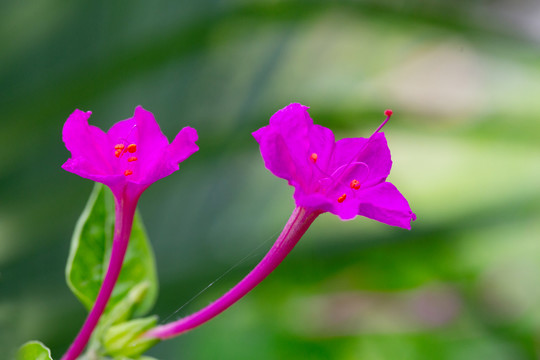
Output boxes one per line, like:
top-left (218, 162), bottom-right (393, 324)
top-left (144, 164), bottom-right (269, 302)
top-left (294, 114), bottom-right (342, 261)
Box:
top-left (128, 156), bottom-right (138, 162)
top-left (350, 179), bottom-right (361, 190)
top-left (127, 144), bottom-right (137, 153)
top-left (124, 170), bottom-right (133, 176)
top-left (384, 109), bottom-right (393, 117)
top-left (309, 153), bottom-right (318, 163)
top-left (337, 193), bottom-right (347, 203)
top-left (114, 144), bottom-right (125, 150)
top-left (114, 149), bottom-right (122, 158)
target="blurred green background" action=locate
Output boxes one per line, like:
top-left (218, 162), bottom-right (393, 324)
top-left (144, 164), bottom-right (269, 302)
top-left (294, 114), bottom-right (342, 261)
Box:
top-left (2, 0), bottom-right (540, 359)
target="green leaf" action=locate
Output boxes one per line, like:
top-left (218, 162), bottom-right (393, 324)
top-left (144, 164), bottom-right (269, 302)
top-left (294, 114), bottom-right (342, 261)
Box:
top-left (103, 316), bottom-right (160, 358)
top-left (66, 183), bottom-right (158, 318)
top-left (17, 341), bottom-right (53, 360)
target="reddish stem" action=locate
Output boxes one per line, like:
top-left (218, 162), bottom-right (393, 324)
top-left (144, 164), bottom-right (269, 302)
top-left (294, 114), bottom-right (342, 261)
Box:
top-left (61, 193), bottom-right (138, 360)
top-left (144, 206), bottom-right (321, 339)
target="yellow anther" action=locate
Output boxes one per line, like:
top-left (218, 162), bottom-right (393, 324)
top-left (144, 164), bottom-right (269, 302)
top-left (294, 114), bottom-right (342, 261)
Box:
top-left (124, 170), bottom-right (133, 176)
top-left (309, 153), bottom-right (318, 163)
top-left (128, 156), bottom-right (138, 162)
top-left (114, 149), bottom-right (122, 158)
top-left (114, 144), bottom-right (125, 150)
top-left (337, 193), bottom-right (347, 203)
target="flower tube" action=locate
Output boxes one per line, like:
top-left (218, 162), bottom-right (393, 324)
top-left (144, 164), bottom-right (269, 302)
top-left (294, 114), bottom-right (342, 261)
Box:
top-left (61, 106), bottom-right (198, 360)
top-left (145, 103), bottom-right (414, 340)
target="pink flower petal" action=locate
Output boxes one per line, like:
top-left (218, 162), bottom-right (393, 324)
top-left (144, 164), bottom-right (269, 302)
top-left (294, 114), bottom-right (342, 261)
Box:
top-left (137, 126), bottom-right (200, 185)
top-left (62, 109), bottom-right (115, 178)
top-left (307, 124), bottom-right (335, 171)
top-left (253, 127), bottom-right (298, 186)
top-left (265, 103), bottom-right (313, 184)
top-left (131, 106), bottom-right (169, 177)
top-left (168, 127), bottom-right (199, 164)
top-left (357, 182), bottom-right (415, 229)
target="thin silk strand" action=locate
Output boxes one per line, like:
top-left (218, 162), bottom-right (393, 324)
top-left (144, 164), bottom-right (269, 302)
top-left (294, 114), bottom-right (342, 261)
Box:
top-left (144, 206), bottom-right (321, 339)
top-left (61, 194), bottom-right (138, 360)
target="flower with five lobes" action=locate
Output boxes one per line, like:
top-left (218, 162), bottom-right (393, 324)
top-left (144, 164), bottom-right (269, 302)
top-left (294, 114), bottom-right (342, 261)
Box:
top-left (62, 105), bottom-right (199, 199)
top-left (253, 103), bottom-right (415, 228)
top-left (61, 106), bottom-right (198, 360)
top-left (144, 103), bottom-right (414, 341)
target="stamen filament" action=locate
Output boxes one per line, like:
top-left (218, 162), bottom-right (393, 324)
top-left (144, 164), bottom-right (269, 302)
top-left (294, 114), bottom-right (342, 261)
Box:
top-left (339, 110), bottom-right (393, 182)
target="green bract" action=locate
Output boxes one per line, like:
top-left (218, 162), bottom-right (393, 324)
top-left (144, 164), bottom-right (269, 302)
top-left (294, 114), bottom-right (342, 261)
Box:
top-left (103, 316), bottom-right (160, 358)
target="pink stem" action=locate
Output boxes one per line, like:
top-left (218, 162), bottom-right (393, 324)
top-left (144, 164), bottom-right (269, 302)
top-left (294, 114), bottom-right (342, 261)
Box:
top-left (61, 193), bottom-right (139, 360)
top-left (144, 206), bottom-right (321, 339)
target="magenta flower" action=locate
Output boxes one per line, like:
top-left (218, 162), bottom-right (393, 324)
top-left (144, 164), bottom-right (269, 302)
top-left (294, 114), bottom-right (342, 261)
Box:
top-left (253, 103), bottom-right (415, 228)
top-left (62, 105), bottom-right (198, 199)
top-left (144, 103), bottom-right (414, 341)
top-left (61, 106), bottom-right (198, 360)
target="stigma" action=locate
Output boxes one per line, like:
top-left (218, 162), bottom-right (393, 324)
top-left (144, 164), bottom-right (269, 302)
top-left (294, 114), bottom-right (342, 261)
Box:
top-left (127, 144), bottom-right (137, 153)
top-left (309, 153), bottom-right (318, 163)
top-left (369, 109), bottom-right (393, 140)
